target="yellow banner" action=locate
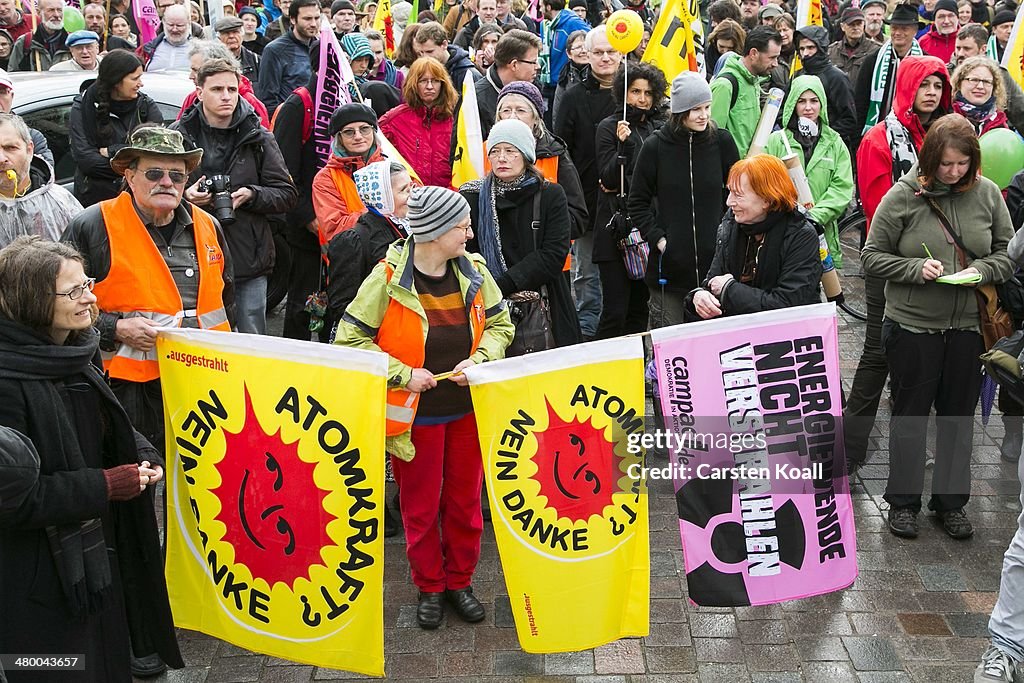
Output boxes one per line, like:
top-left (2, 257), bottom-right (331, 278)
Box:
top-left (451, 70), bottom-right (485, 188)
top-left (466, 338), bottom-right (650, 653)
top-left (158, 330), bottom-right (387, 676)
top-left (642, 0), bottom-right (704, 78)
top-left (1002, 6), bottom-right (1024, 88)
top-left (373, 0), bottom-right (394, 55)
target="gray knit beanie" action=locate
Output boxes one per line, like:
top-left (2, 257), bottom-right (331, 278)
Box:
top-left (407, 186), bottom-right (471, 243)
top-left (486, 119), bottom-right (537, 163)
top-left (670, 71), bottom-right (713, 114)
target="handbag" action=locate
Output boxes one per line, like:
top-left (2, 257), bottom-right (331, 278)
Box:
top-left (925, 197), bottom-right (1013, 350)
top-left (505, 191), bottom-right (555, 357)
top-left (604, 144), bottom-right (649, 281)
top-left (981, 330), bottom-right (1024, 405)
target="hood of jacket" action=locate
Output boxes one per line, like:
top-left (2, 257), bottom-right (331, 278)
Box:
top-left (23, 154), bottom-right (56, 200)
top-left (782, 73), bottom-right (830, 128)
top-left (535, 130), bottom-right (569, 159)
top-left (720, 53), bottom-right (759, 86)
top-left (797, 25), bottom-right (831, 53)
top-left (447, 44), bottom-right (473, 68)
top-left (891, 54), bottom-right (951, 136)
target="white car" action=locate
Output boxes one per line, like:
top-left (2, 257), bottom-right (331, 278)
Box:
top-left (10, 70), bottom-right (195, 191)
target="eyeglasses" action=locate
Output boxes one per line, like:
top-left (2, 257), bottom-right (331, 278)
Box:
top-left (589, 49), bottom-right (619, 60)
top-left (487, 147), bottom-right (521, 160)
top-left (142, 168), bottom-right (188, 183)
top-left (498, 106), bottom-right (534, 119)
top-left (54, 278), bottom-right (96, 300)
top-left (340, 125), bottom-right (375, 138)
top-left (965, 77), bottom-right (994, 87)
top-left (515, 57), bottom-right (538, 65)
top-left (569, 45), bottom-right (588, 54)
top-left (417, 78), bottom-right (442, 87)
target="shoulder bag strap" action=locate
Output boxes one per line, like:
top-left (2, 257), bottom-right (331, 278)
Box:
top-left (924, 196), bottom-right (977, 269)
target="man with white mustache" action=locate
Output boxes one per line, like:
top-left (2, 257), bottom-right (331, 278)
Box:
top-left (8, 0), bottom-right (72, 71)
top-left (61, 125), bottom-right (235, 465)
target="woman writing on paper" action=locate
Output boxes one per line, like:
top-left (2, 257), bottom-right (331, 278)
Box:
top-left (862, 114), bottom-right (1015, 541)
top-left (334, 186), bottom-right (513, 630)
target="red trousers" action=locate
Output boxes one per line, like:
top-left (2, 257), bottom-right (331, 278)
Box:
top-left (392, 413), bottom-right (484, 592)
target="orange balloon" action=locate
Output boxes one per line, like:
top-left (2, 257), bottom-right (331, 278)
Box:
top-left (606, 9), bottom-right (645, 54)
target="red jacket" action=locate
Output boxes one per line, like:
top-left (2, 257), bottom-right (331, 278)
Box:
top-left (178, 76), bottom-right (270, 129)
top-left (918, 26), bottom-right (957, 64)
top-left (378, 104), bottom-right (454, 188)
top-left (312, 146), bottom-right (386, 242)
top-left (856, 55), bottom-right (951, 228)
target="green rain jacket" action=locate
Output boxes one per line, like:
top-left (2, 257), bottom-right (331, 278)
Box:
top-left (765, 74), bottom-right (855, 268)
top-left (710, 53), bottom-right (764, 156)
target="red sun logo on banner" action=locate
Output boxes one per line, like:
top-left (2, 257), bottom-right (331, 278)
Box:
top-left (530, 400), bottom-right (621, 523)
top-left (213, 387), bottom-right (333, 587)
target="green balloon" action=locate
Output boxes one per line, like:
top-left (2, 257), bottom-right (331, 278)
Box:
top-left (980, 127), bottom-right (1024, 190)
top-left (63, 7), bottom-right (85, 33)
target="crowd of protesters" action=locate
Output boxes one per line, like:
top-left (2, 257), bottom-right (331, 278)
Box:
top-left (1, 0), bottom-right (1024, 679)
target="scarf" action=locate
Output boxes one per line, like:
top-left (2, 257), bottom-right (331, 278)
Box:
top-left (473, 171), bottom-right (539, 280)
top-left (728, 211), bottom-right (788, 286)
top-left (353, 159), bottom-right (410, 231)
top-left (0, 320), bottom-right (112, 617)
top-left (987, 34), bottom-right (1001, 61)
top-left (954, 93), bottom-right (998, 125)
top-left (884, 112), bottom-right (919, 184)
top-left (865, 40), bottom-right (924, 133)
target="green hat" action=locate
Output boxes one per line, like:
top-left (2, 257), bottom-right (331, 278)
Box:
top-left (110, 126), bottom-right (204, 176)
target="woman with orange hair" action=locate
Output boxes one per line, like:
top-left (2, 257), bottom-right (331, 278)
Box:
top-left (690, 154), bottom-right (822, 319)
top-left (379, 57), bottom-right (458, 187)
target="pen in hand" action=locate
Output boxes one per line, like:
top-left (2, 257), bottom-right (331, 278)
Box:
top-left (922, 242), bottom-right (934, 260)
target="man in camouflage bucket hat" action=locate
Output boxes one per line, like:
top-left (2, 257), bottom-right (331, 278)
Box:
top-left (61, 122), bottom-right (235, 488)
top-left (109, 125), bottom-right (204, 176)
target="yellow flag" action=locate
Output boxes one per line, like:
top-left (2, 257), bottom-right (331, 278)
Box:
top-left (466, 338), bottom-right (650, 652)
top-left (1001, 6), bottom-right (1024, 88)
top-left (159, 330), bottom-right (387, 677)
top-left (642, 0), bottom-right (704, 78)
top-left (791, 0), bottom-right (823, 75)
top-left (373, 0), bottom-right (394, 56)
top-left (451, 70), bottom-right (484, 188)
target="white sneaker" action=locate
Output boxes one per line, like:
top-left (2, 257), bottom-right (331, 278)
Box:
top-left (976, 645), bottom-right (1024, 682)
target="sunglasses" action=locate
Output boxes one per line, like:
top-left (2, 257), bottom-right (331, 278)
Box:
top-left (141, 168), bottom-right (188, 183)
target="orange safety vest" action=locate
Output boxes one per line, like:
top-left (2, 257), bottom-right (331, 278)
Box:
top-left (481, 154), bottom-right (571, 271)
top-left (375, 263), bottom-right (486, 436)
top-left (94, 193), bottom-right (230, 383)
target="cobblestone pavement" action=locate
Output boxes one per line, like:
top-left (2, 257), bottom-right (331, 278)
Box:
top-left (143, 306), bottom-right (1023, 683)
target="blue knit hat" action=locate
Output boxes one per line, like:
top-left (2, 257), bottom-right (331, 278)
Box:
top-left (486, 119), bottom-right (537, 163)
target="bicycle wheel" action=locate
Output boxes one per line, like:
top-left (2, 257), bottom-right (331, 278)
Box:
top-left (836, 208), bottom-right (867, 322)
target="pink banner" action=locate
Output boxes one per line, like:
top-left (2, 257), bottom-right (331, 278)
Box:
top-left (133, 0), bottom-right (161, 46)
top-left (650, 304), bottom-right (857, 606)
top-left (313, 27), bottom-right (354, 166)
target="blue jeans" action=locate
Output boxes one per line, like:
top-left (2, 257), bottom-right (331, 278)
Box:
top-left (572, 233), bottom-right (602, 338)
top-left (234, 276), bottom-right (267, 334)
top-left (989, 452), bottom-right (1024, 662)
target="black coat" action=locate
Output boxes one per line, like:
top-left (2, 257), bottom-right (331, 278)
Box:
top-left (703, 209), bottom-right (823, 314)
top-left (326, 211), bottom-right (406, 325)
top-left (535, 131), bottom-right (589, 239)
top-left (554, 76), bottom-right (616, 231)
top-left (627, 122), bottom-right (739, 293)
top-left (795, 27), bottom-right (860, 150)
top-left (474, 65), bottom-right (504, 138)
top-left (172, 100), bottom-right (298, 280)
top-left (593, 108), bottom-right (659, 262)
top-left (463, 179), bottom-right (582, 347)
top-left (0, 322), bottom-right (182, 681)
top-left (69, 90), bottom-right (163, 207)
top-left (273, 77), bottom-right (324, 254)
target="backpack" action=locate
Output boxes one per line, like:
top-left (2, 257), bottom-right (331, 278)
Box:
top-left (270, 85), bottom-right (315, 143)
top-left (717, 72), bottom-right (740, 109)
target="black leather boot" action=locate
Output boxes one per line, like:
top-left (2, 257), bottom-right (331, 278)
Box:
top-left (446, 587), bottom-right (485, 623)
top-left (417, 592), bottom-right (444, 629)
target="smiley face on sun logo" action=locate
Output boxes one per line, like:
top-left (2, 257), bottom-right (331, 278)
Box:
top-left (213, 387), bottom-right (332, 588)
top-left (530, 400), bottom-right (620, 523)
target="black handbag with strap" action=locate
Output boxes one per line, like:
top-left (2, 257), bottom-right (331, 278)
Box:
top-left (505, 189), bottom-right (556, 357)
